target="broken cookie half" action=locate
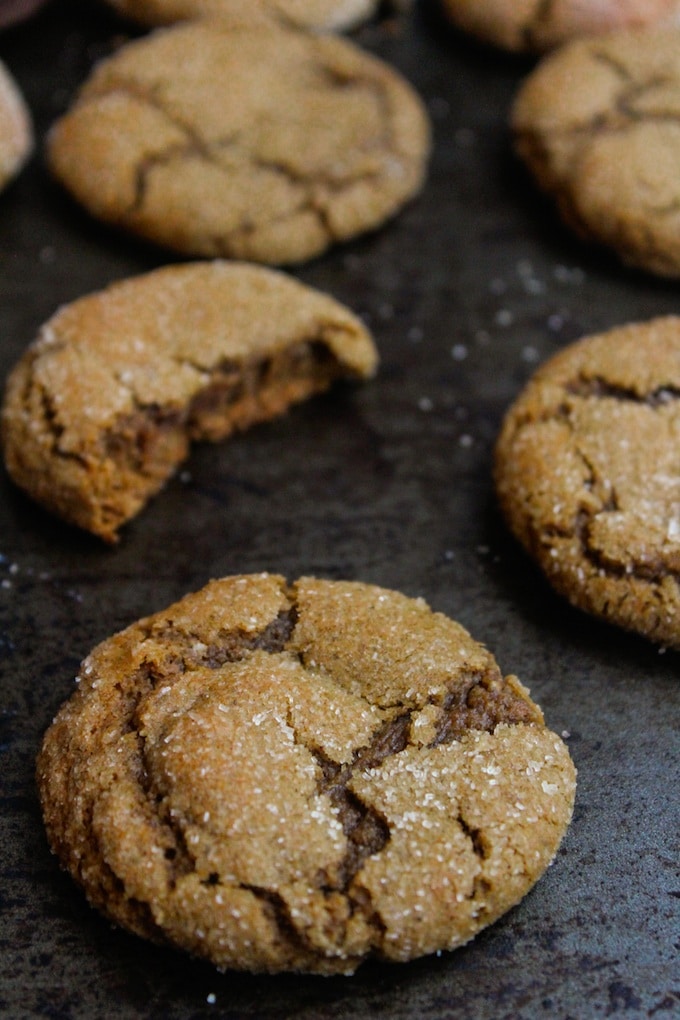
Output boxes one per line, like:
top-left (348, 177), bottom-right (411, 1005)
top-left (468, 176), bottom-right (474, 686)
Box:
top-left (37, 573), bottom-right (576, 975)
top-left (0, 261), bottom-right (377, 542)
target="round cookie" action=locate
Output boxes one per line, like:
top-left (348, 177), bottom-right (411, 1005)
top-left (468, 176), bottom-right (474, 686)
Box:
top-left (0, 261), bottom-right (377, 543)
top-left (494, 316), bottom-right (680, 650)
top-left (440, 0), bottom-right (680, 53)
top-left (0, 60), bottom-right (32, 192)
top-left (37, 573), bottom-right (576, 975)
top-left (101, 0), bottom-right (383, 32)
top-left (46, 18), bottom-right (430, 264)
top-left (512, 27), bottom-right (680, 278)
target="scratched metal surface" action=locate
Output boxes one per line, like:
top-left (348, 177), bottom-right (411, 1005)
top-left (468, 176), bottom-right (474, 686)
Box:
top-left (0, 2), bottom-right (678, 1018)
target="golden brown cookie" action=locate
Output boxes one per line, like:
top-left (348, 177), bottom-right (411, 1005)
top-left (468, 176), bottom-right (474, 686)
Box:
top-left (0, 261), bottom-right (377, 543)
top-left (46, 18), bottom-right (430, 264)
top-left (512, 27), bottom-right (680, 278)
top-left (102, 0), bottom-right (382, 32)
top-left (37, 573), bottom-right (576, 975)
top-left (0, 60), bottom-right (32, 191)
top-left (440, 0), bottom-right (680, 53)
top-left (495, 316), bottom-right (680, 650)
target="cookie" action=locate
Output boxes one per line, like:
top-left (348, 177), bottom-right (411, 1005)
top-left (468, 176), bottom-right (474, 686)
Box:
top-left (37, 573), bottom-right (576, 975)
top-left (102, 0), bottom-right (383, 32)
top-left (440, 0), bottom-right (680, 53)
top-left (46, 18), bottom-right (430, 264)
top-left (512, 27), bottom-right (680, 277)
top-left (494, 316), bottom-right (680, 650)
top-left (0, 60), bottom-right (32, 192)
top-left (0, 261), bottom-right (377, 543)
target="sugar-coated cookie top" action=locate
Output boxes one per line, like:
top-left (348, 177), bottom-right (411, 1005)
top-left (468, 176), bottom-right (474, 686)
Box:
top-left (47, 18), bottom-right (430, 263)
top-left (37, 574), bottom-right (576, 974)
top-left (495, 316), bottom-right (680, 649)
top-left (1, 261), bottom-right (377, 541)
top-left (512, 27), bottom-right (680, 276)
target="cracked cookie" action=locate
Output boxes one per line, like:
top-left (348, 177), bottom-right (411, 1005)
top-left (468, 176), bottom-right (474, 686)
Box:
top-left (46, 17), bottom-right (430, 264)
top-left (440, 0), bottom-right (680, 53)
top-left (37, 573), bottom-right (576, 975)
top-left (494, 316), bottom-right (680, 650)
top-left (0, 261), bottom-right (377, 543)
top-left (101, 0), bottom-right (385, 32)
top-left (0, 60), bottom-right (32, 192)
top-left (512, 27), bottom-right (680, 277)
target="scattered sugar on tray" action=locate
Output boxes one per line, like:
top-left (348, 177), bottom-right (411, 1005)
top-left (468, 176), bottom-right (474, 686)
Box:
top-left (495, 309), bottom-right (514, 328)
top-left (418, 396), bottom-right (433, 412)
top-left (553, 264), bottom-right (585, 286)
top-left (521, 345), bottom-right (540, 364)
top-left (450, 343), bottom-right (467, 361)
top-left (547, 312), bottom-right (566, 333)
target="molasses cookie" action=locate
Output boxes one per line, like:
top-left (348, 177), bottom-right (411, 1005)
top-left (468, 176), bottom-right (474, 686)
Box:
top-left (37, 573), bottom-right (576, 975)
top-left (102, 0), bottom-right (382, 32)
top-left (494, 316), bottom-right (680, 650)
top-left (46, 18), bottom-right (430, 264)
top-left (440, 0), bottom-right (680, 53)
top-left (0, 60), bottom-right (32, 191)
top-left (512, 27), bottom-right (680, 277)
top-left (0, 261), bottom-right (377, 543)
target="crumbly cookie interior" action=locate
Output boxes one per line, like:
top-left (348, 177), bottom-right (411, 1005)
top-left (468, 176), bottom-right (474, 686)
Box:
top-left (0, 262), bottom-right (377, 542)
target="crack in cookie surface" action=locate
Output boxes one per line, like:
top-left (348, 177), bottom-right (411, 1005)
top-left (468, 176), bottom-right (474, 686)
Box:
top-left (495, 318), bottom-right (680, 647)
top-left (512, 28), bottom-right (680, 275)
top-left (46, 20), bottom-right (430, 263)
top-left (37, 574), bottom-right (576, 974)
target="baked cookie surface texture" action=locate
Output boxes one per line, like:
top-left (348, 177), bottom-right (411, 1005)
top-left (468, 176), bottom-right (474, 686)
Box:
top-left (495, 317), bottom-right (680, 650)
top-left (0, 60), bottom-right (32, 191)
top-left (0, 261), bottom-right (377, 543)
top-left (440, 0), bottom-right (680, 53)
top-left (512, 27), bottom-right (680, 277)
top-left (46, 18), bottom-right (430, 263)
top-left (102, 0), bottom-right (382, 31)
top-left (37, 574), bottom-right (576, 975)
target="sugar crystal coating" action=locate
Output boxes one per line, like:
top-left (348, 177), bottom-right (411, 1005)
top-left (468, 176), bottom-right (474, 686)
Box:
top-left (38, 574), bottom-right (576, 975)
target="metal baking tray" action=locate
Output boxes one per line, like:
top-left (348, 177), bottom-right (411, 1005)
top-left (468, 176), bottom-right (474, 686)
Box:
top-left (1, 2), bottom-right (677, 1017)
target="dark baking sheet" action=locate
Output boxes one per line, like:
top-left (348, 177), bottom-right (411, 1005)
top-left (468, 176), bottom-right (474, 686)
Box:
top-left (1, 2), bottom-right (678, 1017)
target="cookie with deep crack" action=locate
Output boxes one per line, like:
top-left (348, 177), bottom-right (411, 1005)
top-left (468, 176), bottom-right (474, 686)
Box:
top-left (0, 60), bottom-right (32, 192)
top-left (440, 0), bottom-right (680, 53)
top-left (37, 573), bottom-right (576, 975)
top-left (46, 18), bottom-right (430, 264)
top-left (494, 316), bottom-right (680, 650)
top-left (101, 0), bottom-right (385, 32)
top-left (512, 27), bottom-right (680, 277)
top-left (0, 261), bottom-right (377, 543)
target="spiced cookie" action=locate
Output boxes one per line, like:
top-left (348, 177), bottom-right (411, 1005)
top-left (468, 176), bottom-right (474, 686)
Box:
top-left (440, 0), bottom-right (680, 53)
top-left (102, 0), bottom-right (382, 32)
top-left (512, 27), bottom-right (680, 277)
top-left (37, 573), bottom-right (576, 975)
top-left (495, 316), bottom-right (680, 650)
top-left (0, 60), bottom-right (32, 192)
top-left (46, 18), bottom-right (430, 264)
top-left (0, 261), bottom-right (377, 543)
